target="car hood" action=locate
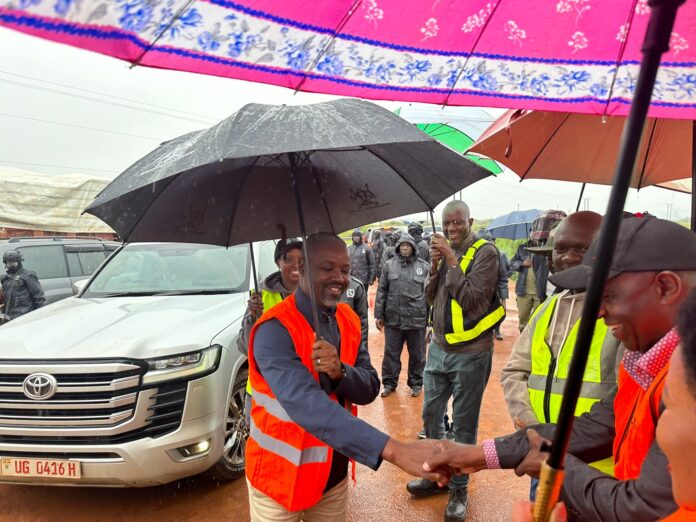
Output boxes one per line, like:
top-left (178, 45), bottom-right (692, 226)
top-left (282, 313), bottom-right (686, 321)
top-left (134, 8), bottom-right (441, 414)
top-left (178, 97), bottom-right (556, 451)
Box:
top-left (0, 294), bottom-right (247, 360)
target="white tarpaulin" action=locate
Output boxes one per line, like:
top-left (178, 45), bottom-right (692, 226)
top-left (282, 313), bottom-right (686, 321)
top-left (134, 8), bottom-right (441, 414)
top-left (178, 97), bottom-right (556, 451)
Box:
top-left (0, 167), bottom-right (113, 233)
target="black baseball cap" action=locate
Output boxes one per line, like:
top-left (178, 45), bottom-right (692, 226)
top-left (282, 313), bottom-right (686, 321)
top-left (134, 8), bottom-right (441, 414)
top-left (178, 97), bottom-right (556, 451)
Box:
top-left (274, 237), bottom-right (303, 263)
top-left (549, 216), bottom-right (696, 290)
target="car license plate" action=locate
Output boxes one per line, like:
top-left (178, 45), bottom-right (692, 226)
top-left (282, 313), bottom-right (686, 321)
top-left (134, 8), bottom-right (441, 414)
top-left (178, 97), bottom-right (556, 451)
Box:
top-left (1, 457), bottom-right (81, 479)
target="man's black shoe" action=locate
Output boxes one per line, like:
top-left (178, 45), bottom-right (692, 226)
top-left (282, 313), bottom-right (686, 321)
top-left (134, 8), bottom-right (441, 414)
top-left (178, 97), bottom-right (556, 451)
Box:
top-left (406, 478), bottom-right (449, 498)
top-left (380, 387), bottom-right (395, 397)
top-left (444, 487), bottom-right (468, 522)
top-left (410, 386), bottom-right (423, 397)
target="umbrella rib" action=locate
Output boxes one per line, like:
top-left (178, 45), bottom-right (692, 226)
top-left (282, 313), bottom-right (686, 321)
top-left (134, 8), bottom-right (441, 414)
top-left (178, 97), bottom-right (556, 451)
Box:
top-left (520, 113), bottom-right (572, 181)
top-left (635, 118), bottom-right (657, 189)
top-left (293, 0), bottom-right (363, 93)
top-left (225, 164), bottom-right (251, 247)
top-left (310, 162), bottom-right (336, 234)
top-left (442, 0), bottom-right (504, 107)
top-left (365, 146), bottom-right (434, 212)
top-left (123, 175), bottom-right (179, 241)
top-left (129, 0), bottom-right (197, 69)
top-left (601, 0), bottom-right (639, 117)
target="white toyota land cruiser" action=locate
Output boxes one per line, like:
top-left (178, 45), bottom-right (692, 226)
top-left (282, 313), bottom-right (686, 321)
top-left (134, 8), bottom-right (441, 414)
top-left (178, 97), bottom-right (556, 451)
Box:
top-left (0, 241), bottom-right (274, 487)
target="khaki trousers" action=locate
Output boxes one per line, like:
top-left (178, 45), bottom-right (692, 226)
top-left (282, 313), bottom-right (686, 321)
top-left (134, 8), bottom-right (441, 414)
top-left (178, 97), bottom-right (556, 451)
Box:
top-left (247, 478), bottom-right (348, 522)
top-left (516, 295), bottom-right (540, 332)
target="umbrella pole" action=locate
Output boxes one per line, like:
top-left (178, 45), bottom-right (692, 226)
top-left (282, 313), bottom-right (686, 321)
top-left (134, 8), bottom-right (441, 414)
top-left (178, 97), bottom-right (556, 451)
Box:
top-left (249, 243), bottom-right (259, 294)
top-left (691, 121), bottom-right (696, 230)
top-left (289, 153), bottom-right (333, 395)
top-left (575, 183), bottom-right (586, 212)
top-left (533, 1), bottom-right (685, 521)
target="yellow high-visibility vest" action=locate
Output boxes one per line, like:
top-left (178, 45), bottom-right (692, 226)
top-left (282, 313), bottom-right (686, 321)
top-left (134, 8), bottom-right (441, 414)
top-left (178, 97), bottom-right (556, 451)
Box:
top-left (528, 294), bottom-right (617, 475)
top-left (245, 289), bottom-right (284, 395)
top-left (444, 239), bottom-right (506, 344)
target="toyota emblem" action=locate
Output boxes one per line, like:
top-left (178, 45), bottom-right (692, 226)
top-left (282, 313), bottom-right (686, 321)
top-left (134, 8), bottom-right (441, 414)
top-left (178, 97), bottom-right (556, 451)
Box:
top-left (22, 373), bottom-right (58, 400)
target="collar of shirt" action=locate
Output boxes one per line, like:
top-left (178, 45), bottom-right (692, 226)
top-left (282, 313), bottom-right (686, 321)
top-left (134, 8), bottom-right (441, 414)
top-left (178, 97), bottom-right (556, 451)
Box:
top-left (622, 328), bottom-right (680, 391)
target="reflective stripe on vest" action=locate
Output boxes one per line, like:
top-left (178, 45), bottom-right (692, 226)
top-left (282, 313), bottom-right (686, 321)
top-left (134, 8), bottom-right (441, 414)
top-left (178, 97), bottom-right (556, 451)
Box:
top-left (445, 239), bottom-right (506, 344)
top-left (245, 295), bottom-right (362, 512)
top-left (246, 289), bottom-right (284, 395)
top-left (528, 294), bottom-right (617, 475)
top-left (249, 418), bottom-right (328, 466)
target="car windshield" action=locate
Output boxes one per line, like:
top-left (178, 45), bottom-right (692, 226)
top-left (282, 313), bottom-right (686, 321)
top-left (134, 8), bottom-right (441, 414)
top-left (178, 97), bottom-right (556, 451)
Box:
top-left (82, 243), bottom-right (249, 297)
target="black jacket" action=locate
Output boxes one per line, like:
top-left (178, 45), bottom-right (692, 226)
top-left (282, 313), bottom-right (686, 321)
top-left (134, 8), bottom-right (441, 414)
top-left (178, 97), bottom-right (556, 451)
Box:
top-left (340, 276), bottom-right (368, 350)
top-left (348, 242), bottom-right (375, 286)
top-left (375, 234), bottom-right (429, 330)
top-left (1, 268), bottom-right (46, 320)
top-left (510, 243), bottom-right (548, 300)
top-left (415, 238), bottom-right (430, 263)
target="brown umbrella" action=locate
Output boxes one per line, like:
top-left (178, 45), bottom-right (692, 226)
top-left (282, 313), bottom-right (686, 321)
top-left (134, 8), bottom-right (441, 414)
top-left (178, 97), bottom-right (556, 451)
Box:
top-left (468, 109), bottom-right (696, 227)
top-left (468, 109), bottom-right (692, 187)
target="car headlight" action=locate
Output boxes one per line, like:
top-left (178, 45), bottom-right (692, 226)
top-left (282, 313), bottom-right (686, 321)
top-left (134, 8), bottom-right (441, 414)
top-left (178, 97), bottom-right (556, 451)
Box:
top-left (142, 346), bottom-right (221, 386)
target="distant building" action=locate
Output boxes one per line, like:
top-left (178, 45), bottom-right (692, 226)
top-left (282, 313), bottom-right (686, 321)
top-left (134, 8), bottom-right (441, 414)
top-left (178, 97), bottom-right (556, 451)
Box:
top-left (0, 167), bottom-right (118, 241)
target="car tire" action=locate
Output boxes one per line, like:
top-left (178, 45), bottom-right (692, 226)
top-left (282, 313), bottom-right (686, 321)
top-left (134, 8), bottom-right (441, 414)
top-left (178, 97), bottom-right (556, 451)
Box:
top-left (208, 368), bottom-right (248, 482)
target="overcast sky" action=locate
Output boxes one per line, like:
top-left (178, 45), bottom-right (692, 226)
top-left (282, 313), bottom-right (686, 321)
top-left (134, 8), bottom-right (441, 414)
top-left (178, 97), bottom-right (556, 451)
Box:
top-left (0, 27), bottom-right (691, 224)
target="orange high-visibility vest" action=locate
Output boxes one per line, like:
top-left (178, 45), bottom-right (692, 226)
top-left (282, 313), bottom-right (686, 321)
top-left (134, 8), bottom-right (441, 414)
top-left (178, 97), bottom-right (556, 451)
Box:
top-left (613, 362), bottom-right (668, 480)
top-left (661, 508), bottom-right (696, 521)
top-left (245, 294), bottom-right (361, 512)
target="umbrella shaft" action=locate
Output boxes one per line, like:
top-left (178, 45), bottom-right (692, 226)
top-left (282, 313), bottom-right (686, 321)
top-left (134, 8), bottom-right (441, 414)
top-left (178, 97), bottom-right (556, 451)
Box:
top-left (249, 243), bottom-right (259, 293)
top-left (289, 153), bottom-right (333, 395)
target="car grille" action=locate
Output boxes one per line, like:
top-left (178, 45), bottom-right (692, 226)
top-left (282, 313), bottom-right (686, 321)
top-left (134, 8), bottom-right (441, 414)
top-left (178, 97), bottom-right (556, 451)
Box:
top-left (0, 361), bottom-right (187, 444)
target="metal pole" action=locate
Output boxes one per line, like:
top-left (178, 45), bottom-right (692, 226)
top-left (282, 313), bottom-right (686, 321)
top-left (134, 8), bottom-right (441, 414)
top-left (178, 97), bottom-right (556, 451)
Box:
top-left (533, 1), bottom-right (685, 520)
top-left (249, 243), bottom-right (259, 293)
top-left (575, 183), bottom-right (586, 212)
top-left (289, 152), bottom-right (333, 395)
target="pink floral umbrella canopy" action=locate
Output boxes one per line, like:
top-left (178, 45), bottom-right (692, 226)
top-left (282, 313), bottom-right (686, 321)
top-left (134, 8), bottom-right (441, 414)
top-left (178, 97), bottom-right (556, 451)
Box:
top-left (1, 0), bottom-right (695, 117)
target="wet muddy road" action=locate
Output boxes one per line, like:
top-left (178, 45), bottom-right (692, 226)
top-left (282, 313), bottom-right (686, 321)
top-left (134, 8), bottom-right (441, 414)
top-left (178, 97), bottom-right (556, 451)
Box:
top-left (0, 288), bottom-right (527, 521)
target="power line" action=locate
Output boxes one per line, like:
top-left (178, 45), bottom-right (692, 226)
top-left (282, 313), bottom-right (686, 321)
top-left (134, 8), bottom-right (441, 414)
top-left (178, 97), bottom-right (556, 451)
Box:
top-left (0, 69), bottom-right (219, 122)
top-left (0, 78), bottom-right (214, 126)
top-left (0, 112), bottom-right (163, 141)
top-left (0, 160), bottom-right (118, 175)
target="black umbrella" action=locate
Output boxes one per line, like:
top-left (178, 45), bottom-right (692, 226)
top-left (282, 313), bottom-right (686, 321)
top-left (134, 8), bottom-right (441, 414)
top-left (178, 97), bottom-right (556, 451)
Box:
top-left (532, 1), bottom-right (686, 521)
top-left (85, 98), bottom-right (491, 391)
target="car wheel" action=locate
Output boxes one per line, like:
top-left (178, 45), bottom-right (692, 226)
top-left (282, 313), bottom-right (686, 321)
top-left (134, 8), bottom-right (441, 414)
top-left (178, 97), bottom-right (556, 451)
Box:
top-left (208, 368), bottom-right (248, 481)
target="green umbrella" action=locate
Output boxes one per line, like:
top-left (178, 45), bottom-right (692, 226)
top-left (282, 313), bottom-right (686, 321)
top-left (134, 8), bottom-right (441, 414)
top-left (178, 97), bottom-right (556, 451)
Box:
top-left (416, 123), bottom-right (502, 175)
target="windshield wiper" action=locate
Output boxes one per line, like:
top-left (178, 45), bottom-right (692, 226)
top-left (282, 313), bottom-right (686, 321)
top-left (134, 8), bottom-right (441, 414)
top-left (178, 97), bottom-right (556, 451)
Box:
top-left (151, 289), bottom-right (235, 296)
top-left (91, 291), bottom-right (161, 297)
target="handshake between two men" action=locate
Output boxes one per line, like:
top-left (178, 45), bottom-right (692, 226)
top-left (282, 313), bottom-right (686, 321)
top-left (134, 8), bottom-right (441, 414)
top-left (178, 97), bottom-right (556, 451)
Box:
top-left (385, 428), bottom-right (550, 486)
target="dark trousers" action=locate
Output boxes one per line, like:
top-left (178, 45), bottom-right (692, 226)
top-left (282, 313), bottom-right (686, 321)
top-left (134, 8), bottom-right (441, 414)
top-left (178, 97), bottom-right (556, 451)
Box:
top-left (422, 342), bottom-right (493, 489)
top-left (382, 327), bottom-right (426, 389)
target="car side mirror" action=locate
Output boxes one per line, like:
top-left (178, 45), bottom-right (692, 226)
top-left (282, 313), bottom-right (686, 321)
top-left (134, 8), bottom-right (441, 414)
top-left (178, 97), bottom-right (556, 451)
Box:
top-left (72, 279), bottom-right (89, 296)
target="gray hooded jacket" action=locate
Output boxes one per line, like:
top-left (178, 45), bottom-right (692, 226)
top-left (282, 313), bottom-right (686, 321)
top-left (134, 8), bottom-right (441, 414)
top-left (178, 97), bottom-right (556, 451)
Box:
top-left (236, 271), bottom-right (294, 356)
top-left (348, 237), bottom-right (375, 287)
top-left (375, 234), bottom-right (430, 330)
